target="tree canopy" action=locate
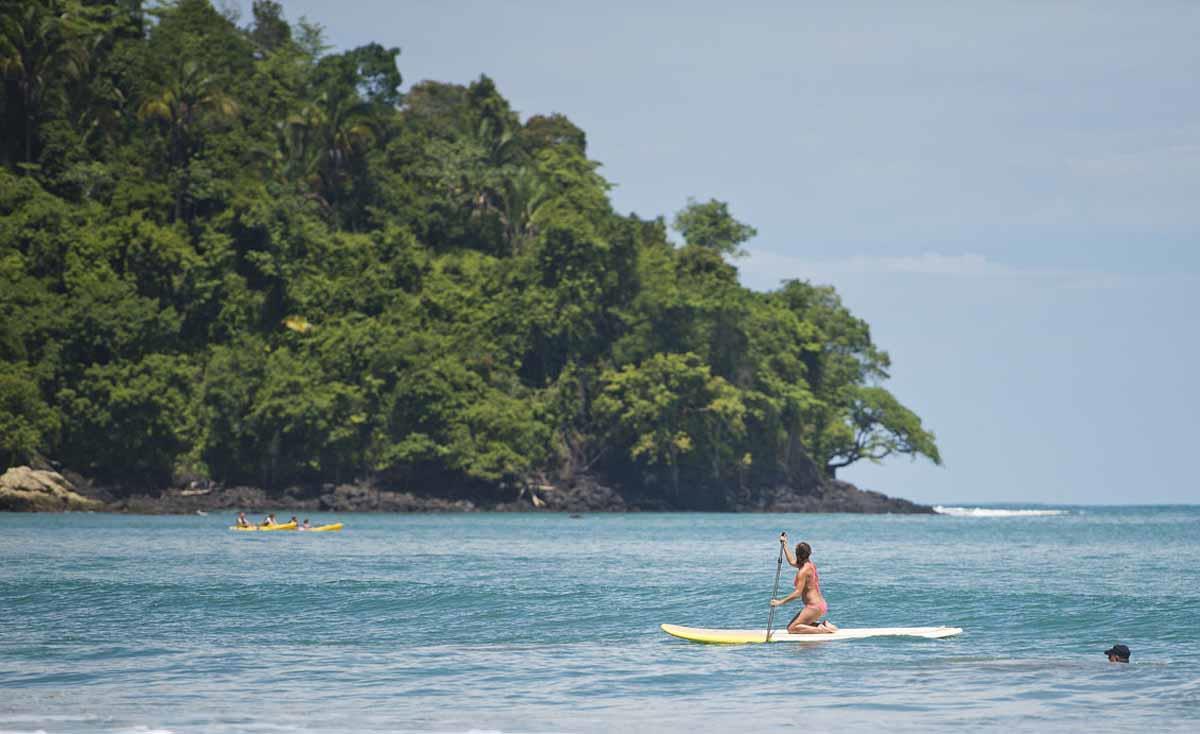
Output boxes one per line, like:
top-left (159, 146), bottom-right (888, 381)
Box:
top-left (0, 0), bottom-right (940, 505)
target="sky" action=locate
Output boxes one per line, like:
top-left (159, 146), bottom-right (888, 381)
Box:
top-left (247, 1), bottom-right (1200, 505)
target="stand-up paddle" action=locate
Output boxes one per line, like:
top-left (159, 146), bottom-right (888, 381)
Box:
top-left (764, 531), bottom-right (785, 642)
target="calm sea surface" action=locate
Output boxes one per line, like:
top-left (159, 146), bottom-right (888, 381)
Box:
top-left (2, 507), bottom-right (1198, 733)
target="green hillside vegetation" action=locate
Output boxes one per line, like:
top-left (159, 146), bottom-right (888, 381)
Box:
top-left (0, 0), bottom-right (940, 507)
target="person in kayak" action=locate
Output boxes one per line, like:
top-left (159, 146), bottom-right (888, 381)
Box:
top-left (262, 513), bottom-right (276, 527)
top-left (235, 512), bottom-right (250, 528)
top-left (770, 533), bottom-right (838, 634)
top-left (288, 515), bottom-right (298, 527)
top-left (299, 519), bottom-right (312, 530)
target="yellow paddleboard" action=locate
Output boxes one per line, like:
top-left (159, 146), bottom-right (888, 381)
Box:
top-left (304, 523), bottom-right (342, 532)
top-left (660, 623), bottom-right (962, 644)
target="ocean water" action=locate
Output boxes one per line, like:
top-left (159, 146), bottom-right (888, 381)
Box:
top-left (1, 507), bottom-right (1198, 733)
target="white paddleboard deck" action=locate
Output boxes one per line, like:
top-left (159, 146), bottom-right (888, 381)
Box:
top-left (661, 623), bottom-right (963, 644)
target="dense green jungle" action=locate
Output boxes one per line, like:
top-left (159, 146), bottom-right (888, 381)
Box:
top-left (0, 0), bottom-right (940, 509)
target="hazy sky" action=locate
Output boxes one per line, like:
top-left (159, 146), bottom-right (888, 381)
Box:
top-left (251, 1), bottom-right (1199, 505)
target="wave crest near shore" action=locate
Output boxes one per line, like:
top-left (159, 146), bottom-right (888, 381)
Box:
top-left (933, 506), bottom-right (1068, 517)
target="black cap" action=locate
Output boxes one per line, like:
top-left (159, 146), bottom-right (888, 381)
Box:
top-left (1104, 644), bottom-right (1130, 659)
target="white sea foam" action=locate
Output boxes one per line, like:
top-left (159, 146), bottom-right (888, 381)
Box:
top-left (933, 506), bottom-right (1068, 517)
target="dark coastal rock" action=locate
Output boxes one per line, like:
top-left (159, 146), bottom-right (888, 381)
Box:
top-left (495, 475), bottom-right (627, 513)
top-left (318, 483), bottom-right (477, 512)
top-left (499, 473), bottom-right (932, 514)
top-left (91, 475), bottom-right (931, 514)
top-left (752, 479), bottom-right (934, 514)
top-left (108, 485), bottom-right (318, 514)
top-left (10, 459), bottom-right (930, 515)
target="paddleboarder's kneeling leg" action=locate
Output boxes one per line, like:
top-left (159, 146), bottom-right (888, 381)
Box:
top-left (786, 603), bottom-right (836, 634)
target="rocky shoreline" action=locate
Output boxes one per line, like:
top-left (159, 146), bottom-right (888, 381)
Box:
top-left (1, 466), bottom-right (933, 515)
top-left (0, 467), bottom-right (104, 512)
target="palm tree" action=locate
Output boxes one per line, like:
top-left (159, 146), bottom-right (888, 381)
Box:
top-left (460, 117), bottom-right (531, 232)
top-left (498, 166), bottom-right (550, 253)
top-left (273, 85), bottom-right (375, 226)
top-left (0, 0), bottom-right (104, 166)
top-left (137, 60), bottom-right (239, 220)
top-left (476, 116), bottom-right (524, 170)
top-left (311, 86), bottom-right (375, 226)
top-left (275, 101), bottom-right (322, 190)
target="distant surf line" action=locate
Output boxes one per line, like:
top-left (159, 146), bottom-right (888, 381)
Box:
top-left (933, 506), bottom-right (1068, 518)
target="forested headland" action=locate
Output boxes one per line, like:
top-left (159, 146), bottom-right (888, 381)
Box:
top-left (1, 0), bottom-right (941, 512)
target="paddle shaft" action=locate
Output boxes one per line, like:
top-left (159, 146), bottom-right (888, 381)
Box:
top-left (764, 534), bottom-right (786, 641)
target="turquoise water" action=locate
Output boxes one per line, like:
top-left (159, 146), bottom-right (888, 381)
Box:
top-left (2, 507), bottom-right (1198, 733)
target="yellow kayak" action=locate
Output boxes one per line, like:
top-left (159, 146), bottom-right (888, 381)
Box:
top-left (302, 523), bottom-right (343, 532)
top-left (229, 521), bottom-right (298, 532)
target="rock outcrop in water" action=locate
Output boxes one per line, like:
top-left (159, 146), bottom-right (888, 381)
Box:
top-left (749, 480), bottom-right (933, 514)
top-left (0, 467), bottom-right (104, 512)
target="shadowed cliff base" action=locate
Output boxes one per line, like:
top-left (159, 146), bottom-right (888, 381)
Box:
top-left (2, 466), bottom-right (931, 514)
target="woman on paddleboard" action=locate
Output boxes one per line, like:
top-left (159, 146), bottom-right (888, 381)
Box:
top-left (770, 533), bottom-right (838, 634)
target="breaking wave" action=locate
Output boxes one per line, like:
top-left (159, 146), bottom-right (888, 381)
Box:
top-left (933, 506), bottom-right (1068, 518)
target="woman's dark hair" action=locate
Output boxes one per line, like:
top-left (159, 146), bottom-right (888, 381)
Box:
top-left (795, 542), bottom-right (812, 568)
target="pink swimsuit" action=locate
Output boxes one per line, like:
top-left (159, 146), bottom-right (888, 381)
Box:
top-left (797, 562), bottom-right (828, 616)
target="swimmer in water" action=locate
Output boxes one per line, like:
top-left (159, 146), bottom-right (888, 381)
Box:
top-left (1105, 644), bottom-right (1130, 663)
